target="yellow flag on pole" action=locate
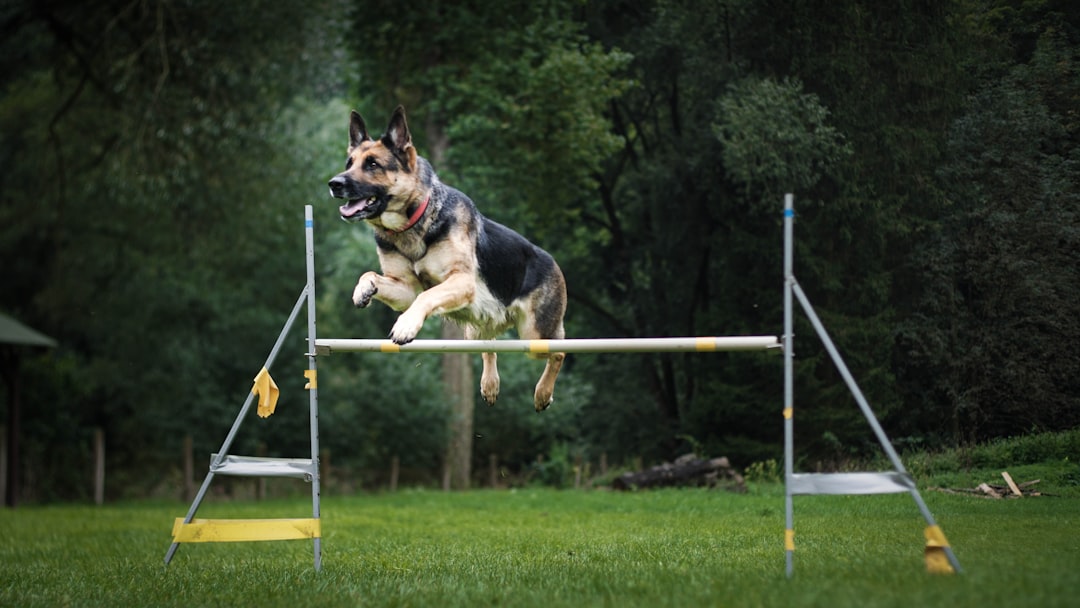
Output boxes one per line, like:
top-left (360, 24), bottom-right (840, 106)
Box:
top-left (252, 367), bottom-right (279, 418)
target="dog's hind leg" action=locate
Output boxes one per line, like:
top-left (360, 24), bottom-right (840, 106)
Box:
top-left (517, 274), bottom-right (567, 412)
top-left (481, 353), bottom-right (500, 405)
top-left (519, 316), bottom-right (565, 412)
top-left (532, 352), bottom-right (565, 412)
top-left (465, 325), bottom-right (500, 405)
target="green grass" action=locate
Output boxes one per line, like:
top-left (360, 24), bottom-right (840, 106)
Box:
top-left (2, 487), bottom-right (1079, 607)
top-left (890, 429), bottom-right (1080, 485)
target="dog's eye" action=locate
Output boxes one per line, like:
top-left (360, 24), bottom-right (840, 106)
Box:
top-left (365, 158), bottom-right (380, 171)
top-left (345, 157), bottom-right (353, 170)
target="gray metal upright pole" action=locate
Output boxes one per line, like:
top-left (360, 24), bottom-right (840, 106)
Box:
top-left (783, 194), bottom-right (795, 578)
top-left (305, 205), bottom-right (323, 571)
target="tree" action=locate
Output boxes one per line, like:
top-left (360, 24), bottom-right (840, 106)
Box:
top-left (343, 0), bottom-right (629, 483)
top-left (897, 2), bottom-right (1080, 443)
top-left (727, 0), bottom-right (975, 459)
top-left (565, 0), bottom-right (881, 463)
top-left (0, 0), bottom-right (350, 500)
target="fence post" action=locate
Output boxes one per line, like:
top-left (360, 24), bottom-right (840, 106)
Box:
top-left (390, 455), bottom-right (400, 492)
top-left (93, 428), bottom-right (105, 505)
top-left (182, 435), bottom-right (195, 503)
top-left (0, 426), bottom-right (6, 504)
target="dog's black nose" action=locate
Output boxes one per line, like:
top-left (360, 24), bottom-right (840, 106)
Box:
top-left (328, 175), bottom-right (347, 197)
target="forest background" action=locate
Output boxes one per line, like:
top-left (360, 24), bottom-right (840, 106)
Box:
top-left (1, 0), bottom-right (1077, 502)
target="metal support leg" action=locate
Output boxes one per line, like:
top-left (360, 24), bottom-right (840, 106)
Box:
top-left (164, 286), bottom-right (309, 566)
top-left (790, 280), bottom-right (962, 574)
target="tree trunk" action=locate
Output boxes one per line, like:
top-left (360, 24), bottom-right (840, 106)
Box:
top-left (441, 321), bottom-right (474, 490)
top-left (425, 115), bottom-right (474, 491)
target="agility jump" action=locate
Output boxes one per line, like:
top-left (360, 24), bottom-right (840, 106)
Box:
top-left (166, 196), bottom-right (962, 578)
top-left (314, 336), bottom-right (780, 355)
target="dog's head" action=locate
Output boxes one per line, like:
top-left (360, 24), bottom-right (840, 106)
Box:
top-left (328, 106), bottom-right (420, 226)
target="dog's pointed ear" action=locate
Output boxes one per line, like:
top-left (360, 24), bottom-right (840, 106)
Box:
top-left (383, 105), bottom-right (417, 171)
top-left (349, 110), bottom-right (370, 152)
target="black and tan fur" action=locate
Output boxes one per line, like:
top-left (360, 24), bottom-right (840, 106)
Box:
top-left (327, 106), bottom-right (567, 411)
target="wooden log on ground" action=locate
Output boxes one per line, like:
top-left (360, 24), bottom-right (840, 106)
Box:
top-left (933, 477), bottom-right (1044, 499)
top-left (1001, 471), bottom-right (1023, 497)
top-left (612, 454), bottom-right (745, 491)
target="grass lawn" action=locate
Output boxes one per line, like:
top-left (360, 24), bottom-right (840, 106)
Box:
top-left (2, 486), bottom-right (1079, 607)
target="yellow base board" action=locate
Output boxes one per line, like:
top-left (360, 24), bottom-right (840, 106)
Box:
top-left (173, 518), bottom-right (320, 543)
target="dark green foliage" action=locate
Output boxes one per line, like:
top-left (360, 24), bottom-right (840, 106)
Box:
top-left (0, 0), bottom-right (352, 500)
top-left (896, 1), bottom-right (1080, 444)
top-left (1, 0), bottom-right (1078, 500)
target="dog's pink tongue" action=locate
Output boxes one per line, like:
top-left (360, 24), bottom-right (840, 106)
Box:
top-left (340, 199), bottom-right (368, 218)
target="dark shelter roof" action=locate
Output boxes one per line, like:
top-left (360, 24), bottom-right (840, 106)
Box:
top-left (0, 313), bottom-right (57, 348)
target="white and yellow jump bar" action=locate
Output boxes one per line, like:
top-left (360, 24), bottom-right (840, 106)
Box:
top-left (314, 336), bottom-right (781, 355)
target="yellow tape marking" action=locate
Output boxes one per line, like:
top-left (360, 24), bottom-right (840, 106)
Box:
top-left (924, 525), bottom-right (949, 547)
top-left (785, 529), bottom-right (795, 551)
top-left (529, 340), bottom-right (550, 354)
top-left (172, 518), bottom-right (321, 543)
top-left (380, 342), bottom-right (401, 353)
top-left (696, 337), bottom-right (717, 352)
top-left (923, 525), bottom-right (955, 574)
top-left (304, 369), bottom-right (318, 390)
top-left (783, 407), bottom-right (793, 420)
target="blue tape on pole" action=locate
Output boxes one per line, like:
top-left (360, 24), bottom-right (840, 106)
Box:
top-left (784, 209), bottom-right (795, 217)
top-left (305, 220), bottom-right (313, 228)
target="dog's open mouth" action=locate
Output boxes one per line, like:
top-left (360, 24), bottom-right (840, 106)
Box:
top-left (340, 195), bottom-right (380, 220)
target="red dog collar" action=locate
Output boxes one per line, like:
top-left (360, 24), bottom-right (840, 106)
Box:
top-left (388, 195), bottom-right (430, 233)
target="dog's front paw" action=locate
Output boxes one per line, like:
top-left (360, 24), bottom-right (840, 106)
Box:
top-left (388, 310), bottom-right (425, 345)
top-left (352, 276), bottom-right (378, 308)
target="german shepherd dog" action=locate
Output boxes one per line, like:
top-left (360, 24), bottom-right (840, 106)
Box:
top-left (327, 106), bottom-right (567, 411)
